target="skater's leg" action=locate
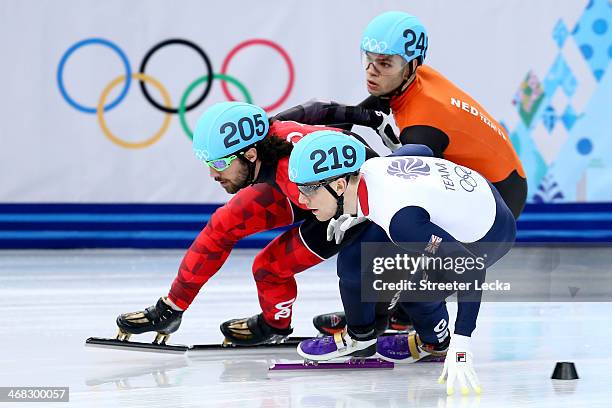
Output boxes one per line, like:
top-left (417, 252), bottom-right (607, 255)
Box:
top-left (252, 225), bottom-right (323, 329)
top-left (377, 301), bottom-right (450, 363)
top-left (399, 302), bottom-right (450, 345)
top-left (297, 223), bottom-right (389, 361)
top-left (117, 184), bottom-right (295, 342)
top-left (220, 225), bottom-right (324, 346)
top-left (221, 213), bottom-right (342, 345)
top-left (168, 183), bottom-right (295, 310)
top-left (309, 218), bottom-right (375, 335)
top-left (249, 214), bottom-right (371, 333)
top-left (337, 223), bottom-right (391, 334)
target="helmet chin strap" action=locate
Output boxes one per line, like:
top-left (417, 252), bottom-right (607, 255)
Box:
top-left (237, 154), bottom-right (257, 190)
top-left (323, 175), bottom-right (351, 219)
top-left (378, 60), bottom-right (418, 100)
top-left (324, 184), bottom-right (344, 219)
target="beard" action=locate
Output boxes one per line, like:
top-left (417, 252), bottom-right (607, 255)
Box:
top-left (216, 161), bottom-right (249, 194)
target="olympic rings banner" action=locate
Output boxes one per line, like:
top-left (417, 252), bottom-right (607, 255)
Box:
top-left (0, 0), bottom-right (610, 204)
top-left (56, 37), bottom-right (294, 149)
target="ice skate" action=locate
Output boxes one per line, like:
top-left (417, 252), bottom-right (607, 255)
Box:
top-left (376, 332), bottom-right (449, 363)
top-left (116, 297), bottom-right (184, 345)
top-left (312, 311), bottom-right (347, 335)
top-left (220, 313), bottom-right (293, 346)
top-left (297, 329), bottom-right (376, 362)
top-left (313, 309), bottom-right (413, 336)
top-left (387, 307), bottom-right (414, 333)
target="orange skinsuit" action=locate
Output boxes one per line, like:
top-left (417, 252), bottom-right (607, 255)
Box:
top-left (390, 65), bottom-right (525, 184)
top-left (275, 64), bottom-right (527, 218)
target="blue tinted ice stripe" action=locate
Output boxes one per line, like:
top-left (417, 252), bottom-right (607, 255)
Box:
top-left (2, 212), bottom-right (611, 223)
top-left (518, 213), bottom-right (612, 221)
top-left (0, 203), bottom-right (222, 213)
top-left (0, 230), bottom-right (282, 240)
top-left (517, 230), bottom-right (612, 238)
top-left (0, 214), bottom-right (211, 222)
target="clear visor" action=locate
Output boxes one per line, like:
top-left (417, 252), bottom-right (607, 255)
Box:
top-left (361, 51), bottom-right (407, 76)
top-left (297, 182), bottom-right (327, 196)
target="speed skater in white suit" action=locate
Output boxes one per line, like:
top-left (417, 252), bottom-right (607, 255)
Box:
top-left (287, 130), bottom-right (516, 395)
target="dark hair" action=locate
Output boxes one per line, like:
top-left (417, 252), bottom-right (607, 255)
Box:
top-left (255, 121), bottom-right (294, 164)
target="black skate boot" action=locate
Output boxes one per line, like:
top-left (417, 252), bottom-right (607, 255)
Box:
top-left (313, 311), bottom-right (346, 335)
top-left (388, 306), bottom-right (414, 333)
top-left (116, 297), bottom-right (183, 345)
top-left (220, 313), bottom-right (293, 346)
top-left (313, 308), bottom-right (413, 336)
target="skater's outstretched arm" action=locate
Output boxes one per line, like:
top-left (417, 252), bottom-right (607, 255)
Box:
top-left (274, 99), bottom-right (399, 151)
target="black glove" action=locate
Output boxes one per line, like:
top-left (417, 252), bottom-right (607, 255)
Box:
top-left (369, 110), bottom-right (401, 151)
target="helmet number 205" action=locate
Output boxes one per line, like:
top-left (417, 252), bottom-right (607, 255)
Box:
top-left (221, 114), bottom-right (267, 148)
top-left (403, 29), bottom-right (427, 58)
top-left (311, 145), bottom-right (357, 174)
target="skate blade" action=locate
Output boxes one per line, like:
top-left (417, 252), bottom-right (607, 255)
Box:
top-left (85, 337), bottom-right (188, 354)
top-left (211, 336), bottom-right (311, 349)
top-left (116, 329), bottom-right (132, 342)
top-left (269, 358), bottom-right (394, 371)
top-left (154, 332), bottom-right (170, 345)
top-left (418, 354), bottom-right (446, 363)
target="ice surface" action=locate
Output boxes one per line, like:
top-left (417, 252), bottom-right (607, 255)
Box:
top-left (1, 249), bottom-right (611, 408)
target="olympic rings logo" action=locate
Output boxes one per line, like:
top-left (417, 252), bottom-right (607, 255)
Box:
top-left (57, 37), bottom-right (295, 149)
top-left (361, 37), bottom-right (388, 53)
top-left (454, 166), bottom-right (478, 192)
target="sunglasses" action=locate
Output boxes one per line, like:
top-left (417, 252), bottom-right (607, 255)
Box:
top-left (206, 154), bottom-right (239, 171)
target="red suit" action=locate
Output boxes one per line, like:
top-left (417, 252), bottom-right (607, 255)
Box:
top-left (168, 121), bottom-right (342, 329)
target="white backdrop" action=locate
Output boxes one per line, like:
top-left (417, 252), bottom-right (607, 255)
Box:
top-left (1, 0), bottom-right (604, 203)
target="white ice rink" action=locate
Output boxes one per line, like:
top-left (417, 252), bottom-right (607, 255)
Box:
top-left (1, 249), bottom-right (612, 408)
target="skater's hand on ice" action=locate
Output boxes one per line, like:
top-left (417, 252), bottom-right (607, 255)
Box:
top-left (438, 334), bottom-right (481, 395)
top-left (327, 214), bottom-right (368, 244)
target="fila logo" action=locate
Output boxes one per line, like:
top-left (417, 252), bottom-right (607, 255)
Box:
top-left (456, 352), bottom-right (467, 363)
top-left (274, 297), bottom-right (296, 320)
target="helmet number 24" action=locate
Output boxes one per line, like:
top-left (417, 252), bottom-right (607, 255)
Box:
top-left (403, 29), bottom-right (427, 58)
top-left (221, 114), bottom-right (267, 148)
top-left (311, 146), bottom-right (357, 174)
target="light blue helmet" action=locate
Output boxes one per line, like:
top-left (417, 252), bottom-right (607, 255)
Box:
top-left (361, 11), bottom-right (428, 64)
top-left (192, 102), bottom-right (269, 162)
top-left (288, 130), bottom-right (367, 184)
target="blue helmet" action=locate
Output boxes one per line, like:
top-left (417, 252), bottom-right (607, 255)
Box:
top-left (361, 11), bottom-right (428, 64)
top-left (288, 130), bottom-right (367, 184)
top-left (192, 102), bottom-right (269, 162)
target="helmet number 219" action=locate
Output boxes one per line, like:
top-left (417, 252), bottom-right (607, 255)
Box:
top-left (311, 145), bottom-right (357, 174)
